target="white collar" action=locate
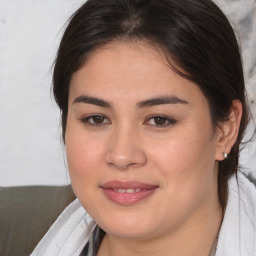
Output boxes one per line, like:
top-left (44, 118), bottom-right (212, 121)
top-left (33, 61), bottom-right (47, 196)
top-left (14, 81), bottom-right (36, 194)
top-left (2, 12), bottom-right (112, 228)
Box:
top-left (216, 172), bottom-right (256, 256)
top-left (31, 198), bottom-right (96, 256)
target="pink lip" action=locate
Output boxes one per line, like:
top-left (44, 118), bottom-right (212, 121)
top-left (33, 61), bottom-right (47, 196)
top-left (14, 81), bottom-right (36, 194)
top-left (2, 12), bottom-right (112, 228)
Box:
top-left (100, 180), bottom-right (158, 206)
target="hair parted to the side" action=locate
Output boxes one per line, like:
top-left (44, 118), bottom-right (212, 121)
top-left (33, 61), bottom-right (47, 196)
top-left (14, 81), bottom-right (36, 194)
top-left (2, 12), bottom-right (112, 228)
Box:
top-left (53, 0), bottom-right (250, 208)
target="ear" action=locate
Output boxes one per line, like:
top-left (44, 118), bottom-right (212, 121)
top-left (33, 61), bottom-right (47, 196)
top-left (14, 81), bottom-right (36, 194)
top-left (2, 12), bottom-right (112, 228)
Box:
top-left (215, 100), bottom-right (243, 161)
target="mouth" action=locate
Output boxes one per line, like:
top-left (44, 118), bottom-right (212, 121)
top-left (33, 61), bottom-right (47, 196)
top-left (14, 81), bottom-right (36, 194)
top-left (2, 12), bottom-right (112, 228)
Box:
top-left (112, 188), bottom-right (146, 193)
top-left (100, 180), bottom-right (159, 206)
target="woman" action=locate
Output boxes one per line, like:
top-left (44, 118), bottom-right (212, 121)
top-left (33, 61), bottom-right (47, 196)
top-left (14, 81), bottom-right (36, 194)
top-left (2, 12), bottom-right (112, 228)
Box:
top-left (32, 0), bottom-right (256, 255)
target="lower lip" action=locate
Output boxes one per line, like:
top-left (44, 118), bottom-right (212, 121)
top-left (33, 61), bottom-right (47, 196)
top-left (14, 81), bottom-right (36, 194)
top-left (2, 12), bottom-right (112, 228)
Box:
top-left (101, 188), bottom-right (157, 206)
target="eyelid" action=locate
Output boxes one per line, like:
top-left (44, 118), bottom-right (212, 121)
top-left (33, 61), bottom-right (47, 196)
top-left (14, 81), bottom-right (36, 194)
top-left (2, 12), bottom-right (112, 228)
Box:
top-left (144, 115), bottom-right (177, 127)
top-left (79, 114), bottom-right (176, 128)
top-left (79, 114), bottom-right (111, 127)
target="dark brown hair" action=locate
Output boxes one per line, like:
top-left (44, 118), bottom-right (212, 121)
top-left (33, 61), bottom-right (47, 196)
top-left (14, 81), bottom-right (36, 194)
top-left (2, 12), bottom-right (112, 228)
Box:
top-left (53, 0), bottom-right (250, 208)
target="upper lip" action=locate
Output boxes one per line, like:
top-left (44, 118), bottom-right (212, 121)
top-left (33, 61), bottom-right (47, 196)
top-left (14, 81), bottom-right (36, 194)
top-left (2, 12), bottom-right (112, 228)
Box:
top-left (100, 180), bottom-right (159, 190)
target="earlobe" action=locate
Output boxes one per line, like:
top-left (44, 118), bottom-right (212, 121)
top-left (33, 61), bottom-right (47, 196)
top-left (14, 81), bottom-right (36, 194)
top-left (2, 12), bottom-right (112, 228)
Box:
top-left (215, 99), bottom-right (243, 161)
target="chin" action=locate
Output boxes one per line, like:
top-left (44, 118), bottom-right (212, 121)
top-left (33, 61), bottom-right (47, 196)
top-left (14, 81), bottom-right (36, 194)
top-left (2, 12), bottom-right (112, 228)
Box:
top-left (103, 225), bottom-right (155, 240)
top-left (95, 211), bottom-right (160, 240)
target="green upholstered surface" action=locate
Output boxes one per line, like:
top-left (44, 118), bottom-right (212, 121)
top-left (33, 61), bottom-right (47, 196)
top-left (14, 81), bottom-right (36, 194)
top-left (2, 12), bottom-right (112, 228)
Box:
top-left (0, 185), bottom-right (76, 256)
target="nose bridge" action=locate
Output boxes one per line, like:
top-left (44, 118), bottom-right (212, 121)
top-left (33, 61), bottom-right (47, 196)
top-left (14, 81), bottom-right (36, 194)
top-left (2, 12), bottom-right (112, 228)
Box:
top-left (106, 122), bottom-right (147, 170)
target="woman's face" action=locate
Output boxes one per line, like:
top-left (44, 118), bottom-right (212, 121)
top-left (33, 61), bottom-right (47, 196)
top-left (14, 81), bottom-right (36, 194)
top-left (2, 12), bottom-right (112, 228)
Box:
top-left (66, 41), bottom-right (221, 240)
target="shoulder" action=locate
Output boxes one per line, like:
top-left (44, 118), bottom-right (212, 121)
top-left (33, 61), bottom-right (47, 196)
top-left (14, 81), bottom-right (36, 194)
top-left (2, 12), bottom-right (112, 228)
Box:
top-left (31, 198), bottom-right (95, 255)
top-left (241, 171), bottom-right (256, 187)
top-left (228, 171), bottom-right (256, 215)
top-left (236, 171), bottom-right (256, 202)
top-left (216, 172), bottom-right (256, 255)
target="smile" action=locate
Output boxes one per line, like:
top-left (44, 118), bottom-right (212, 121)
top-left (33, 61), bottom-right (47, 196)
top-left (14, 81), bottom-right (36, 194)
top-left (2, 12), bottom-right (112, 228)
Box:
top-left (113, 188), bottom-right (143, 193)
top-left (100, 181), bottom-right (158, 206)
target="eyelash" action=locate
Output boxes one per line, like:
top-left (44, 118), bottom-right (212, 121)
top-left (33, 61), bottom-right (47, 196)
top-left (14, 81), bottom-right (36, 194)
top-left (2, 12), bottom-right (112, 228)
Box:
top-left (80, 114), bottom-right (111, 127)
top-left (80, 114), bottom-right (177, 128)
top-left (144, 115), bottom-right (177, 128)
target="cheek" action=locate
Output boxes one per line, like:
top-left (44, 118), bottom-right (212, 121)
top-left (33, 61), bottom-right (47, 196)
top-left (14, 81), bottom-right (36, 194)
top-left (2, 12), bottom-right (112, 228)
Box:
top-left (151, 136), bottom-right (217, 218)
top-left (149, 129), bottom-right (216, 193)
top-left (65, 135), bottom-right (106, 216)
top-left (65, 129), bottom-right (106, 190)
top-left (153, 134), bottom-right (214, 169)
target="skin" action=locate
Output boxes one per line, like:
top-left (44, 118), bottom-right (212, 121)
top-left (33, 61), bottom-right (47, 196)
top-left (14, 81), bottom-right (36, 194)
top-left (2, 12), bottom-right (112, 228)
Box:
top-left (65, 41), bottom-right (242, 256)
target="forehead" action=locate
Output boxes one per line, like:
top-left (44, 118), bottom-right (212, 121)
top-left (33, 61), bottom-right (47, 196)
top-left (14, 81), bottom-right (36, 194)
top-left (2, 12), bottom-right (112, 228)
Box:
top-left (69, 41), bottom-right (207, 107)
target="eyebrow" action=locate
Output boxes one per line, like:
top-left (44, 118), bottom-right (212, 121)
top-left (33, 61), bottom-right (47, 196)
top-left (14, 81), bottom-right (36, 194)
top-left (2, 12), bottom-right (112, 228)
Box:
top-left (72, 95), bottom-right (112, 107)
top-left (72, 95), bottom-right (188, 108)
top-left (137, 96), bottom-right (188, 108)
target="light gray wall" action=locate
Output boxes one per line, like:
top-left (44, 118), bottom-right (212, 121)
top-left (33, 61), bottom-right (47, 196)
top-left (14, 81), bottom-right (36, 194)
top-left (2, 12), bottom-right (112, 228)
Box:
top-left (0, 0), bottom-right (255, 186)
top-left (0, 0), bottom-right (85, 186)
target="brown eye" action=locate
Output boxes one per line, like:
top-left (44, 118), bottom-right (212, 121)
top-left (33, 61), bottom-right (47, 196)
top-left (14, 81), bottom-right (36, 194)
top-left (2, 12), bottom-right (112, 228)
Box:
top-left (154, 117), bottom-right (168, 125)
top-left (80, 114), bottom-right (110, 127)
top-left (92, 116), bottom-right (105, 124)
top-left (145, 115), bottom-right (177, 127)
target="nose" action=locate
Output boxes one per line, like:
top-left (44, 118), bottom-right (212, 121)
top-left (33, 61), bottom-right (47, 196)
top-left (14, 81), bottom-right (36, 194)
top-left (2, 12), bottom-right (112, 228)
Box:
top-left (105, 126), bottom-right (147, 170)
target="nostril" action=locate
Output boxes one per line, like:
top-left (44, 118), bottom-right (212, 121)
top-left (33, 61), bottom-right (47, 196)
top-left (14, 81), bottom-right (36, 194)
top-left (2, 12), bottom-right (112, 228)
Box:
top-left (106, 150), bottom-right (147, 170)
top-left (105, 132), bottom-right (147, 170)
